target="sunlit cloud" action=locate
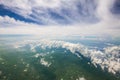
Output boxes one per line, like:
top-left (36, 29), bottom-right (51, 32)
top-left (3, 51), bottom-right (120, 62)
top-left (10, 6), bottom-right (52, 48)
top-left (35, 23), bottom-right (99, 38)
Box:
top-left (0, 0), bottom-right (120, 38)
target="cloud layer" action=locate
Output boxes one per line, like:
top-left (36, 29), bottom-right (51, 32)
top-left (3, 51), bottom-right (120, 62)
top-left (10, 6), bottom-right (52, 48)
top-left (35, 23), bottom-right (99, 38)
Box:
top-left (0, 0), bottom-right (97, 24)
top-left (13, 39), bottom-right (120, 75)
top-left (0, 0), bottom-right (120, 38)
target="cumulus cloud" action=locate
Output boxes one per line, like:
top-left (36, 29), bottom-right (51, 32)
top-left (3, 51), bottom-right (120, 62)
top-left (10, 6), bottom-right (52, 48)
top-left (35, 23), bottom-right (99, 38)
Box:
top-left (0, 16), bottom-right (28, 26)
top-left (13, 39), bottom-right (120, 74)
top-left (76, 77), bottom-right (86, 80)
top-left (40, 58), bottom-right (51, 67)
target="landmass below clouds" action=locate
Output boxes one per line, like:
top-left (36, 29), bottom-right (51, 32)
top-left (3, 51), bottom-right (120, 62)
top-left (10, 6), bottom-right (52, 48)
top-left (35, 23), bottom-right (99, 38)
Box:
top-left (13, 39), bottom-right (120, 75)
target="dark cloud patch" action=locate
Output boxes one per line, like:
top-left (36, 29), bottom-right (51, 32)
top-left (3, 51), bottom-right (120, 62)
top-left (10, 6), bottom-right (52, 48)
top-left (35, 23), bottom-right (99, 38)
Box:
top-left (111, 0), bottom-right (120, 14)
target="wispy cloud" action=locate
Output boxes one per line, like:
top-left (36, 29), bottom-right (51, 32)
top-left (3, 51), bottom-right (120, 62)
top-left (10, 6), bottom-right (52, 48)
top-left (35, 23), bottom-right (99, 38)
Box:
top-left (0, 0), bottom-right (97, 24)
top-left (0, 0), bottom-right (120, 38)
top-left (0, 15), bottom-right (120, 38)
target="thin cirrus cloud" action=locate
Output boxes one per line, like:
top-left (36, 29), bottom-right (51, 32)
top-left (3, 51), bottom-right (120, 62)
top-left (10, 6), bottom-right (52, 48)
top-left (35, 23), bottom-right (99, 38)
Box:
top-left (0, 0), bottom-right (98, 24)
top-left (0, 0), bottom-right (120, 38)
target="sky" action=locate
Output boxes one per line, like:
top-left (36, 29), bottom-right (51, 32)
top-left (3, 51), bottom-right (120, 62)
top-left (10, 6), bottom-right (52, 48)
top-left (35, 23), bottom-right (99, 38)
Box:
top-left (0, 0), bottom-right (120, 38)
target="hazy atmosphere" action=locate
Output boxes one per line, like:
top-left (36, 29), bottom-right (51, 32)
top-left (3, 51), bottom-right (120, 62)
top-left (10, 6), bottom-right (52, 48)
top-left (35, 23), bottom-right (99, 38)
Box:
top-left (0, 0), bottom-right (120, 38)
top-left (0, 0), bottom-right (120, 80)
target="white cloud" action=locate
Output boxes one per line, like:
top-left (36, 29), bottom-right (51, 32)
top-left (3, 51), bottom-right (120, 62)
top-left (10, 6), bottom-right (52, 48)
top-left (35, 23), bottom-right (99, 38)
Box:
top-left (76, 77), bottom-right (86, 80)
top-left (0, 16), bottom-right (24, 25)
top-left (96, 0), bottom-right (114, 21)
top-left (0, 0), bottom-right (119, 23)
top-left (0, 0), bottom-right (97, 23)
top-left (13, 39), bottom-right (120, 74)
top-left (0, 0), bottom-right (120, 38)
top-left (40, 58), bottom-right (51, 67)
top-left (0, 16), bottom-right (119, 38)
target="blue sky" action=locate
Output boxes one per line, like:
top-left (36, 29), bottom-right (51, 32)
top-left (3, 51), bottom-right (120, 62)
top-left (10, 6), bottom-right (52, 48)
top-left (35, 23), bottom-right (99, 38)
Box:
top-left (0, 0), bottom-right (120, 38)
top-left (0, 0), bottom-right (98, 24)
